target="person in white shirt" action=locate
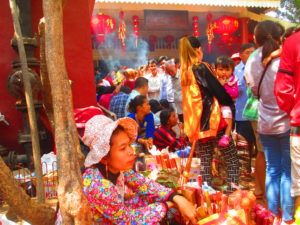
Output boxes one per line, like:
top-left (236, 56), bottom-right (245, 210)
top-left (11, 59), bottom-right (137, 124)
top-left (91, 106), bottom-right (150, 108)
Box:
top-left (144, 59), bottom-right (162, 100)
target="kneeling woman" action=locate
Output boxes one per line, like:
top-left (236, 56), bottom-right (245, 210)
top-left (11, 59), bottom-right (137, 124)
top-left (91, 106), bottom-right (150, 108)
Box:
top-left (81, 115), bottom-right (198, 224)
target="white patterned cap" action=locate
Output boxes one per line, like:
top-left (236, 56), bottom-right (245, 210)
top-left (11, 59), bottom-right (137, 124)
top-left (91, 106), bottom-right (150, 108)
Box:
top-left (82, 115), bottom-right (138, 167)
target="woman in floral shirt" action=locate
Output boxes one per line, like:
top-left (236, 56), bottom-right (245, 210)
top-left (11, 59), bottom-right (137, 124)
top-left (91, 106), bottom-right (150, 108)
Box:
top-left (80, 115), bottom-right (198, 224)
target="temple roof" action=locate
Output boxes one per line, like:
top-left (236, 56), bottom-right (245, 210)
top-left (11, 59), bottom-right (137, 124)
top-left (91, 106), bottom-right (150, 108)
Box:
top-left (95, 0), bottom-right (280, 8)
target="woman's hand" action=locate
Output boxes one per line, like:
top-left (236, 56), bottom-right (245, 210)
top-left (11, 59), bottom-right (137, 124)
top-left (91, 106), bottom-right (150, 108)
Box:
top-left (173, 195), bottom-right (199, 224)
top-left (144, 138), bottom-right (153, 150)
top-left (166, 201), bottom-right (175, 209)
top-left (138, 138), bottom-right (153, 150)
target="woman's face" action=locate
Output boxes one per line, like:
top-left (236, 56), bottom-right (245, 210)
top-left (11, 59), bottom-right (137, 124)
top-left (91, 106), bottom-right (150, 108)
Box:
top-left (168, 111), bottom-right (178, 127)
top-left (137, 99), bottom-right (151, 115)
top-left (106, 130), bottom-right (135, 173)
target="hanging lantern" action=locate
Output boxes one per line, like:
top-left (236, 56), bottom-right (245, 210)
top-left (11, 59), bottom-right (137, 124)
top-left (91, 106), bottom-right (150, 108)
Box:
top-left (206, 13), bottom-right (214, 53)
top-left (192, 16), bottom-right (200, 37)
top-left (164, 35), bottom-right (175, 49)
top-left (213, 16), bottom-right (239, 44)
top-left (118, 11), bottom-right (126, 55)
top-left (91, 13), bottom-right (116, 44)
top-left (149, 35), bottom-right (157, 51)
top-left (132, 16), bottom-right (140, 48)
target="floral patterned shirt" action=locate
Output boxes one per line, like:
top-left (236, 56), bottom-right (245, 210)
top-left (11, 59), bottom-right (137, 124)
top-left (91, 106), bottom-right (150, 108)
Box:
top-left (82, 167), bottom-right (174, 224)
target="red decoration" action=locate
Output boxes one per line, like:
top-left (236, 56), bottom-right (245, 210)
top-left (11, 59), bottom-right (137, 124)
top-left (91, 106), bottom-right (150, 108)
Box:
top-left (192, 16), bottom-right (200, 37)
top-left (213, 16), bottom-right (239, 44)
top-left (164, 35), bottom-right (175, 49)
top-left (149, 35), bottom-right (157, 51)
top-left (206, 13), bottom-right (213, 22)
top-left (132, 15), bottom-right (139, 47)
top-left (118, 11), bottom-right (126, 54)
top-left (91, 13), bottom-right (116, 44)
top-left (248, 33), bottom-right (254, 42)
top-left (206, 13), bottom-right (214, 53)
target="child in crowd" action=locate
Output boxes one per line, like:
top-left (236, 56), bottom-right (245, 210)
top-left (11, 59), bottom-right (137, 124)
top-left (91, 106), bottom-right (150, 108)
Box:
top-left (214, 56), bottom-right (238, 147)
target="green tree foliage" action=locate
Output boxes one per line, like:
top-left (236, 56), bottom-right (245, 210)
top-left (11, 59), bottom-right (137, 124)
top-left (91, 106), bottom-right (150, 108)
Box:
top-left (275, 0), bottom-right (300, 24)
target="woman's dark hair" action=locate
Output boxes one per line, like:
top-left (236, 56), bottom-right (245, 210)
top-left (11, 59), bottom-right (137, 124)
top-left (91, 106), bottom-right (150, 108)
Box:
top-left (188, 36), bottom-right (201, 48)
top-left (254, 20), bottom-right (281, 62)
top-left (215, 56), bottom-right (235, 71)
top-left (128, 95), bottom-right (147, 113)
top-left (159, 99), bottom-right (170, 109)
top-left (160, 108), bottom-right (175, 126)
top-left (149, 99), bottom-right (162, 114)
top-left (109, 125), bottom-right (125, 146)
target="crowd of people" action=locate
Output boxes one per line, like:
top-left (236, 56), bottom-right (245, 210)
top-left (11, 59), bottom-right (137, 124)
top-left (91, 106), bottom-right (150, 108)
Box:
top-left (60, 20), bottom-right (300, 224)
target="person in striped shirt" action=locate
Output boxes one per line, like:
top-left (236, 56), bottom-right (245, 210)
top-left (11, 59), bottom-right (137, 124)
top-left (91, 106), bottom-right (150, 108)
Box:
top-left (153, 108), bottom-right (186, 151)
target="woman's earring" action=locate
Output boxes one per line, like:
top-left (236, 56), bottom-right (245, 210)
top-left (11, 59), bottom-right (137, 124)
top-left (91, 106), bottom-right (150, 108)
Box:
top-left (105, 164), bottom-right (108, 179)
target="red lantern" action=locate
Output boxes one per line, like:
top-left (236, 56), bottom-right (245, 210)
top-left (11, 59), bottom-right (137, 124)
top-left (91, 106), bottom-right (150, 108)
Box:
top-left (132, 15), bottom-right (139, 47)
top-left (192, 16), bottom-right (200, 37)
top-left (164, 35), bottom-right (175, 49)
top-left (91, 13), bottom-right (116, 44)
top-left (213, 16), bottom-right (239, 43)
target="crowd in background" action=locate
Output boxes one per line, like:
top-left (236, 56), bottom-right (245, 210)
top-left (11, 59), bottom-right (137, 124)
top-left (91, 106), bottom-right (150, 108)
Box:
top-left (92, 20), bottom-right (300, 224)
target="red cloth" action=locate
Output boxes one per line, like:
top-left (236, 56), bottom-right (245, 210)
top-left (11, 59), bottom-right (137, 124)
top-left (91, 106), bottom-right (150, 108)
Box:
top-left (106, 77), bottom-right (114, 86)
top-left (74, 106), bottom-right (104, 137)
top-left (124, 80), bottom-right (136, 91)
top-left (99, 93), bottom-right (115, 109)
top-left (275, 31), bottom-right (300, 126)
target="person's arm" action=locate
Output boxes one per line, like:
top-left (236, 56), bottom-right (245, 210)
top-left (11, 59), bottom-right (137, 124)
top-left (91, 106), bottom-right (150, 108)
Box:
top-left (83, 170), bottom-right (168, 223)
top-left (263, 48), bottom-right (282, 68)
top-left (124, 170), bottom-right (174, 201)
top-left (145, 113), bottom-right (155, 139)
top-left (274, 40), bottom-right (296, 114)
top-left (224, 77), bottom-right (239, 99)
top-left (124, 170), bottom-right (198, 223)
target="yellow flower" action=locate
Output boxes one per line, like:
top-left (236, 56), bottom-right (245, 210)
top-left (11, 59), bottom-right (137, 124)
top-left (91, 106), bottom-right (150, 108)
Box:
top-left (140, 185), bottom-right (147, 192)
top-left (114, 210), bottom-right (123, 218)
top-left (83, 178), bottom-right (91, 186)
top-left (101, 179), bottom-right (110, 187)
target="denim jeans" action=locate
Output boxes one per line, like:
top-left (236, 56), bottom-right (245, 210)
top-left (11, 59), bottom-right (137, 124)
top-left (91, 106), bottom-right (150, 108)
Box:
top-left (259, 130), bottom-right (294, 221)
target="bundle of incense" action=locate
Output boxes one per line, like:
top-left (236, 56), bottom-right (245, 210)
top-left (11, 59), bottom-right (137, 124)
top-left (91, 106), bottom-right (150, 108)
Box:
top-left (179, 141), bottom-right (196, 186)
top-left (220, 194), bottom-right (228, 213)
top-left (170, 158), bottom-right (177, 170)
top-left (203, 190), bottom-right (213, 215)
top-left (162, 154), bottom-right (172, 169)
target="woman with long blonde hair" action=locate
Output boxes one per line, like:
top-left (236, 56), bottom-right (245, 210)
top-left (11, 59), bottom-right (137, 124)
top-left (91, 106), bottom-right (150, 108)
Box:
top-left (179, 36), bottom-right (239, 193)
